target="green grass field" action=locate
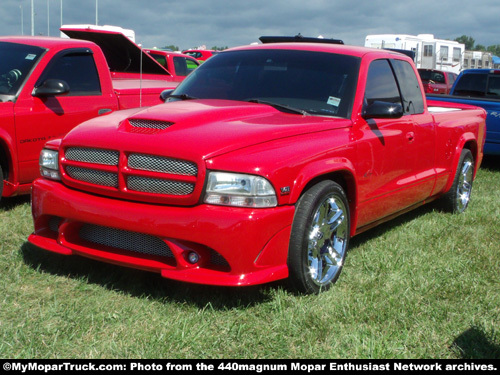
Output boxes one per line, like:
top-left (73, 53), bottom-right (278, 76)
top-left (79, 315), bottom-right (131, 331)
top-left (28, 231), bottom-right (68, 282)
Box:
top-left (1, 156), bottom-right (499, 359)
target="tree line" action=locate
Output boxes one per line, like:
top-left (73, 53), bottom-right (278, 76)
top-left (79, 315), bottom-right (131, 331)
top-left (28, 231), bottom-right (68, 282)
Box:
top-left (455, 35), bottom-right (500, 56)
top-left (161, 45), bottom-right (228, 52)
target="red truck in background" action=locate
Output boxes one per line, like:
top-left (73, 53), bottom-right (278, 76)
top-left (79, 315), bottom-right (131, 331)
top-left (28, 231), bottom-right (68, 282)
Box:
top-left (29, 36), bottom-right (486, 294)
top-left (61, 26), bottom-right (200, 82)
top-left (0, 32), bottom-right (178, 202)
top-left (182, 49), bottom-right (220, 62)
top-left (144, 49), bottom-right (200, 82)
top-left (418, 68), bottom-right (457, 94)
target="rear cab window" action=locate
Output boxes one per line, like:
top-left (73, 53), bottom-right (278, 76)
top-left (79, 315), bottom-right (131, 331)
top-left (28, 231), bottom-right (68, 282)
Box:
top-left (453, 73), bottom-right (487, 97)
top-left (454, 72), bottom-right (500, 98)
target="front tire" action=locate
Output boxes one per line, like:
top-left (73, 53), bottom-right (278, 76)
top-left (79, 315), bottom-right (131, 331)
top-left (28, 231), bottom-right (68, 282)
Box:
top-left (288, 180), bottom-right (350, 294)
top-left (440, 149), bottom-right (474, 213)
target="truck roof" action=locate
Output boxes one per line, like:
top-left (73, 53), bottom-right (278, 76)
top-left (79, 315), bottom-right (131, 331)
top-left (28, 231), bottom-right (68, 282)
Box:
top-left (459, 69), bottom-right (500, 74)
top-left (0, 36), bottom-right (96, 49)
top-left (228, 41), bottom-right (409, 60)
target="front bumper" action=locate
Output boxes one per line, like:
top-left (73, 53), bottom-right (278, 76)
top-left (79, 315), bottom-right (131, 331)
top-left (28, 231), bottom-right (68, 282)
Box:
top-left (29, 179), bottom-right (294, 286)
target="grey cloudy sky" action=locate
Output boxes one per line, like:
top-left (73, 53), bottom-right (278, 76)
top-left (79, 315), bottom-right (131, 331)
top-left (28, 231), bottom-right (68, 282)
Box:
top-left (1, 0), bottom-right (499, 50)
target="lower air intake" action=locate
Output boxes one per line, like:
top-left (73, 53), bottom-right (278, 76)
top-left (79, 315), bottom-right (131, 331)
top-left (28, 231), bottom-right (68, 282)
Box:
top-left (79, 224), bottom-right (174, 259)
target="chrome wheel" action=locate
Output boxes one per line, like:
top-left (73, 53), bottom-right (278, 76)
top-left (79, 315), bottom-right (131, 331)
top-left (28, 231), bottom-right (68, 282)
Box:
top-left (307, 195), bottom-right (348, 286)
top-left (455, 157), bottom-right (473, 213)
top-left (288, 180), bottom-right (350, 294)
top-left (439, 149), bottom-right (474, 214)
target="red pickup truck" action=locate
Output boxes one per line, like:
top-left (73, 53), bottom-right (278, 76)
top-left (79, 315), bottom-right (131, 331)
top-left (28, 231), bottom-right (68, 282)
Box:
top-left (182, 49), bottom-right (220, 62)
top-left (144, 49), bottom-right (200, 82)
top-left (418, 68), bottom-right (458, 94)
top-left (29, 37), bottom-right (486, 294)
top-left (0, 33), bottom-right (177, 201)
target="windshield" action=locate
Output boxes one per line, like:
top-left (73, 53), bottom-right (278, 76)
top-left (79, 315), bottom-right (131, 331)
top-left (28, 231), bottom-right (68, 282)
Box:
top-left (171, 49), bottom-right (360, 118)
top-left (0, 42), bottom-right (45, 99)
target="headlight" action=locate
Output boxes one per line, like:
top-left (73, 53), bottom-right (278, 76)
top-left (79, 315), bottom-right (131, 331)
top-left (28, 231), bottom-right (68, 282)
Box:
top-left (204, 172), bottom-right (278, 208)
top-left (39, 148), bottom-right (61, 180)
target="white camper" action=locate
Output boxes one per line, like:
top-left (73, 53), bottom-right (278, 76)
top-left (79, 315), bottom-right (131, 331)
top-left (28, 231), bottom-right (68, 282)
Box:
top-left (365, 34), bottom-right (465, 74)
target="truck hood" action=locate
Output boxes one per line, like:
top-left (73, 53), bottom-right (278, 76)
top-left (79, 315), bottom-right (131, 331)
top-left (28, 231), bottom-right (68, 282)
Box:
top-left (62, 100), bottom-right (351, 161)
top-left (60, 26), bottom-right (170, 76)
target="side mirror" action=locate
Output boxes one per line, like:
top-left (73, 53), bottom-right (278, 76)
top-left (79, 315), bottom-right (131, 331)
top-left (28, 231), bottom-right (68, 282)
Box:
top-left (33, 79), bottom-right (70, 97)
top-left (362, 101), bottom-right (404, 119)
top-left (160, 89), bottom-right (174, 102)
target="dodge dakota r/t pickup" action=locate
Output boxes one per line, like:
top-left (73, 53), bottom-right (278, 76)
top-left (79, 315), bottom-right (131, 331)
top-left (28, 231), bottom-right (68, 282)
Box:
top-left (0, 32), bottom-right (177, 202)
top-left (28, 36), bottom-right (486, 294)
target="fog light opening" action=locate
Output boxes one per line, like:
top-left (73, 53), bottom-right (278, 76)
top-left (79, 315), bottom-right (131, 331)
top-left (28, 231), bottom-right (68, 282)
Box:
top-left (187, 251), bottom-right (200, 264)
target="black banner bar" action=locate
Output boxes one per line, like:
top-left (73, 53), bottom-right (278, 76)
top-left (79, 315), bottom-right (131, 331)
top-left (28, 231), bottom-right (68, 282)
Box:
top-left (2, 359), bottom-right (498, 374)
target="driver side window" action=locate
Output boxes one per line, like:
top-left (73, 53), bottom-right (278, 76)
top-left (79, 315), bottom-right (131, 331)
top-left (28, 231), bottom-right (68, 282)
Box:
top-left (365, 59), bottom-right (402, 106)
top-left (43, 53), bottom-right (101, 96)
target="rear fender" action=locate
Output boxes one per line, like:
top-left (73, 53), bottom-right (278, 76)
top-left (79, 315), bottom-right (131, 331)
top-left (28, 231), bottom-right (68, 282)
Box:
top-left (443, 133), bottom-right (478, 194)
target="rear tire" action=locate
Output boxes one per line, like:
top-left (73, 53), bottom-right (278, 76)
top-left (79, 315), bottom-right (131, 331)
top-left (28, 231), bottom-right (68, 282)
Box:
top-left (287, 180), bottom-right (350, 294)
top-left (440, 149), bottom-right (474, 213)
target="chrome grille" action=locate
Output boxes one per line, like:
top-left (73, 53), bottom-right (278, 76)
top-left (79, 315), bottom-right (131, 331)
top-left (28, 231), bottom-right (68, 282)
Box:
top-left (62, 145), bottom-right (200, 203)
top-left (66, 166), bottom-right (118, 187)
top-left (79, 224), bottom-right (174, 258)
top-left (128, 154), bottom-right (198, 176)
top-left (128, 176), bottom-right (194, 195)
top-left (65, 148), bottom-right (119, 166)
top-left (129, 119), bottom-right (173, 130)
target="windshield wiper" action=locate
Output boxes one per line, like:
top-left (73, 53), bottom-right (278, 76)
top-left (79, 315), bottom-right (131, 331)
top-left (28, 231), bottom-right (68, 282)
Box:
top-left (168, 93), bottom-right (198, 100)
top-left (246, 99), bottom-right (308, 115)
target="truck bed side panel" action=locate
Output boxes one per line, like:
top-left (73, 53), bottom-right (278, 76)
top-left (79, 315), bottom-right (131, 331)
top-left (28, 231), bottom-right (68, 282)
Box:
top-left (428, 103), bottom-right (486, 195)
top-left (112, 79), bottom-right (178, 109)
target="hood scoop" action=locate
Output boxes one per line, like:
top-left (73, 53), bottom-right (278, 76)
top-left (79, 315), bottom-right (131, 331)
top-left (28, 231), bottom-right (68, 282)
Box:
top-left (125, 118), bottom-right (174, 134)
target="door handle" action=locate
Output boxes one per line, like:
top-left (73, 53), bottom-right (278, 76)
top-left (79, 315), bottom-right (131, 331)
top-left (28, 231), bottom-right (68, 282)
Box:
top-left (98, 108), bottom-right (113, 116)
top-left (406, 132), bottom-right (415, 143)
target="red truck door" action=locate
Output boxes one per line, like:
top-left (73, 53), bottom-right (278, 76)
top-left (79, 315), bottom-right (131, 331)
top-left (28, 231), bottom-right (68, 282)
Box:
top-left (391, 59), bottom-right (436, 201)
top-left (356, 59), bottom-right (434, 227)
top-left (14, 48), bottom-right (118, 184)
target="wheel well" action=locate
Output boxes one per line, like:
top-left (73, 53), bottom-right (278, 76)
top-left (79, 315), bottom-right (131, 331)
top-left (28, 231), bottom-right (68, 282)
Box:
top-left (299, 171), bottom-right (357, 220)
top-left (0, 142), bottom-right (9, 180)
top-left (463, 140), bottom-right (477, 165)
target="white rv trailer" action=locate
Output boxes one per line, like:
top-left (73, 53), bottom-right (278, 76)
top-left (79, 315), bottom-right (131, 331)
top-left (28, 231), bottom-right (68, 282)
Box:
top-left (365, 34), bottom-right (465, 74)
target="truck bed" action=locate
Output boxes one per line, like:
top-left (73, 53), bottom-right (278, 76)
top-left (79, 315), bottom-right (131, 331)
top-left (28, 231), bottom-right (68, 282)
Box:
top-left (112, 79), bottom-right (178, 109)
